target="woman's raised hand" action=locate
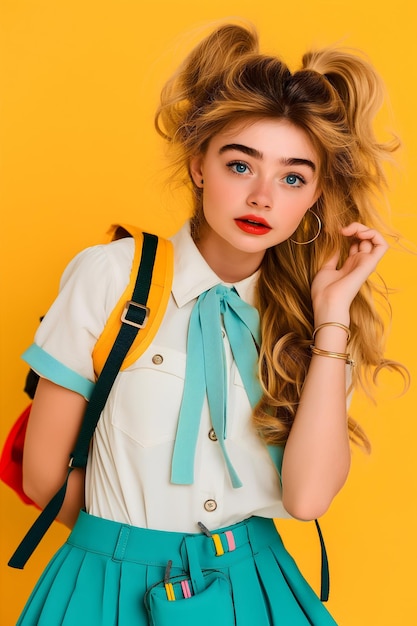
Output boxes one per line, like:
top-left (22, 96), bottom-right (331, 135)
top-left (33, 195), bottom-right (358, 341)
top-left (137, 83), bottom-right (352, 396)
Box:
top-left (311, 222), bottom-right (389, 323)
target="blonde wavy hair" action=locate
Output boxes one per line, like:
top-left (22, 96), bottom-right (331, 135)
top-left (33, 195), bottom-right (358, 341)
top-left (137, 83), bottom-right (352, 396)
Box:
top-left (155, 22), bottom-right (406, 450)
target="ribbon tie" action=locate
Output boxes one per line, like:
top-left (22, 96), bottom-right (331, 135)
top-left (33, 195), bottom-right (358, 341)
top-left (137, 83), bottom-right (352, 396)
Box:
top-left (171, 285), bottom-right (262, 488)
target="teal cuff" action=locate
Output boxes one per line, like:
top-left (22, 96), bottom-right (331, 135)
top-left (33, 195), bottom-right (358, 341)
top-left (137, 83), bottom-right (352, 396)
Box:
top-left (22, 344), bottom-right (95, 400)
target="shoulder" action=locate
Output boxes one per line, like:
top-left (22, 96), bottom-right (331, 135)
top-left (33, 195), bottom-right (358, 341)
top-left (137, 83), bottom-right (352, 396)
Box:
top-left (60, 238), bottom-right (135, 296)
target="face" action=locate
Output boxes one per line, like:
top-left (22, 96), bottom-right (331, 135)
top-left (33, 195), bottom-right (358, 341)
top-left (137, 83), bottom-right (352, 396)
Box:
top-left (190, 118), bottom-right (321, 273)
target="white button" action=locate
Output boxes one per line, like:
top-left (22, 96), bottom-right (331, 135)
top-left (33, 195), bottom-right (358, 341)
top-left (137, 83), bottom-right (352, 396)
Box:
top-left (221, 330), bottom-right (225, 338)
top-left (208, 428), bottom-right (218, 442)
top-left (152, 354), bottom-right (163, 365)
top-left (204, 499), bottom-right (217, 512)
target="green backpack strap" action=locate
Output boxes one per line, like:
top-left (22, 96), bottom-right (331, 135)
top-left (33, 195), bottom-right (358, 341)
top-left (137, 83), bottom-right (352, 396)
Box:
top-left (9, 232), bottom-right (163, 569)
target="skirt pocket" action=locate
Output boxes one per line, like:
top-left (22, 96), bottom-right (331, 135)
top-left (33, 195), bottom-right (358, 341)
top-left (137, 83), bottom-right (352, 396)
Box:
top-left (144, 569), bottom-right (236, 626)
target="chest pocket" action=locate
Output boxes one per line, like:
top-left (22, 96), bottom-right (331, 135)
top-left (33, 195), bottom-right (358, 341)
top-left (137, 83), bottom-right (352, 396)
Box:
top-left (110, 345), bottom-right (186, 447)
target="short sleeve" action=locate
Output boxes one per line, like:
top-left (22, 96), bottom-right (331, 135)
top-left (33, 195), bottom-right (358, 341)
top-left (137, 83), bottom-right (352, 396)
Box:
top-left (22, 239), bottom-right (134, 396)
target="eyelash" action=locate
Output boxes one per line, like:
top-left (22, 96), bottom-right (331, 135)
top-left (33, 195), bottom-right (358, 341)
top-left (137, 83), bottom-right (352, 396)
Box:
top-left (226, 161), bottom-right (307, 187)
top-left (227, 160), bottom-right (251, 175)
top-left (284, 173), bottom-right (306, 187)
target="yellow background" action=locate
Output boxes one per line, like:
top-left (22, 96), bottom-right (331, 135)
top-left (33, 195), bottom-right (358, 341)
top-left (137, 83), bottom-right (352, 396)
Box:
top-left (1, 1), bottom-right (416, 624)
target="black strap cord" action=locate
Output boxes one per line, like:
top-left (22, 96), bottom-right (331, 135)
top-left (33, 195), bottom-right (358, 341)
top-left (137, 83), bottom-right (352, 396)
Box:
top-left (315, 519), bottom-right (330, 602)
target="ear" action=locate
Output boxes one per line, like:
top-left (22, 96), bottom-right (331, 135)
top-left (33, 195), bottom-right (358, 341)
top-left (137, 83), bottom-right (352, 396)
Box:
top-left (312, 187), bottom-right (322, 207)
top-left (189, 155), bottom-right (204, 188)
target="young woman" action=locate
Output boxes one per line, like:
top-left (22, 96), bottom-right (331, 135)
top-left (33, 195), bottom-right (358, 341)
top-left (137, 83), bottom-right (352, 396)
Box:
top-left (15, 22), bottom-right (403, 625)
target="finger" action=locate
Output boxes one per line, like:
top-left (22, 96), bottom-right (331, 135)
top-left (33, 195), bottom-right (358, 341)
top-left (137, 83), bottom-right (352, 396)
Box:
top-left (341, 223), bottom-right (378, 240)
top-left (358, 239), bottom-right (374, 254)
top-left (341, 223), bottom-right (389, 254)
top-left (341, 222), bottom-right (383, 242)
top-left (349, 242), bottom-right (360, 256)
top-left (341, 222), bottom-right (373, 236)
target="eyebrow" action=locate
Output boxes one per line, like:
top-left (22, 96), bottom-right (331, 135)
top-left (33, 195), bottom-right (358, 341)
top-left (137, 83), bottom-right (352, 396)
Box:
top-left (219, 143), bottom-right (316, 172)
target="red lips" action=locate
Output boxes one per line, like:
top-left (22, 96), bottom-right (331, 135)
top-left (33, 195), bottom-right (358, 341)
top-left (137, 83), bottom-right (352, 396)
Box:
top-left (234, 215), bottom-right (272, 235)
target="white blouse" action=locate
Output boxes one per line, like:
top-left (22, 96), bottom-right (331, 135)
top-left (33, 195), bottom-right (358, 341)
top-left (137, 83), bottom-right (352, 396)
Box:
top-left (23, 223), bottom-right (289, 533)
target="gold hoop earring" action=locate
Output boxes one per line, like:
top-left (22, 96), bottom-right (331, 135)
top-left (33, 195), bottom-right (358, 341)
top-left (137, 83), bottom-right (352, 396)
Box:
top-left (290, 209), bottom-right (322, 245)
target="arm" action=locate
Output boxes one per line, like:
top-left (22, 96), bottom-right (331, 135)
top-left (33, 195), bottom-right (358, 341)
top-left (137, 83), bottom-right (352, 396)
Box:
top-left (281, 223), bottom-right (388, 520)
top-left (23, 377), bottom-right (87, 528)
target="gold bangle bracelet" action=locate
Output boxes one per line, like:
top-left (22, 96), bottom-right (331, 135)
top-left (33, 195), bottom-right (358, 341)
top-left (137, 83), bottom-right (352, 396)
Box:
top-left (312, 322), bottom-right (351, 342)
top-left (310, 345), bottom-right (356, 366)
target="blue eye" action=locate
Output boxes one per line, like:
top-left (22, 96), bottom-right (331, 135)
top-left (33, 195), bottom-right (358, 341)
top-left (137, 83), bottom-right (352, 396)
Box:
top-left (228, 161), bottom-right (249, 174)
top-left (285, 174), bottom-right (300, 187)
top-left (284, 174), bottom-right (304, 187)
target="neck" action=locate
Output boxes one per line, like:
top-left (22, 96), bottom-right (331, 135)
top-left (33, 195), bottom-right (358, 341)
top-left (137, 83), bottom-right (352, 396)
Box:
top-left (195, 229), bottom-right (265, 283)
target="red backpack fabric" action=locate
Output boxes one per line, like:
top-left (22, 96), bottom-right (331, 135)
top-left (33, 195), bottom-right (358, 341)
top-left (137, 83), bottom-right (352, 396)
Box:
top-left (0, 404), bottom-right (38, 506)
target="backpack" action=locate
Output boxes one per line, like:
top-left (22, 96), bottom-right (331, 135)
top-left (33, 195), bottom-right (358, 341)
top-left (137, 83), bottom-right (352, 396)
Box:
top-left (1, 225), bottom-right (329, 601)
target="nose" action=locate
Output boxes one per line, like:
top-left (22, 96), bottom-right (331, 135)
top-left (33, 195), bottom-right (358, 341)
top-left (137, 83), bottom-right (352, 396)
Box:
top-left (246, 179), bottom-right (273, 210)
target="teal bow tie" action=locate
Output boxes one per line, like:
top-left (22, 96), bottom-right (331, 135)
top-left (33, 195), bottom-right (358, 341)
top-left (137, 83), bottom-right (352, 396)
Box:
top-left (171, 285), bottom-right (262, 488)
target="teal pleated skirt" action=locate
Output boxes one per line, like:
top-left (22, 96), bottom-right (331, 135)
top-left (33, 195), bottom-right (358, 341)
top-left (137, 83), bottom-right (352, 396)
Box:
top-left (17, 510), bottom-right (338, 625)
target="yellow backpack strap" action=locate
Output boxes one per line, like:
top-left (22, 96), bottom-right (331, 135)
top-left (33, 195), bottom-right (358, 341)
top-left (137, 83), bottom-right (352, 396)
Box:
top-left (92, 223), bottom-right (174, 377)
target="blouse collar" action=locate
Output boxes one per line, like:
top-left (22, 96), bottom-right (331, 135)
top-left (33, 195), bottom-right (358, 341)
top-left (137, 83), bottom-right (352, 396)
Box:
top-left (170, 221), bottom-right (259, 308)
